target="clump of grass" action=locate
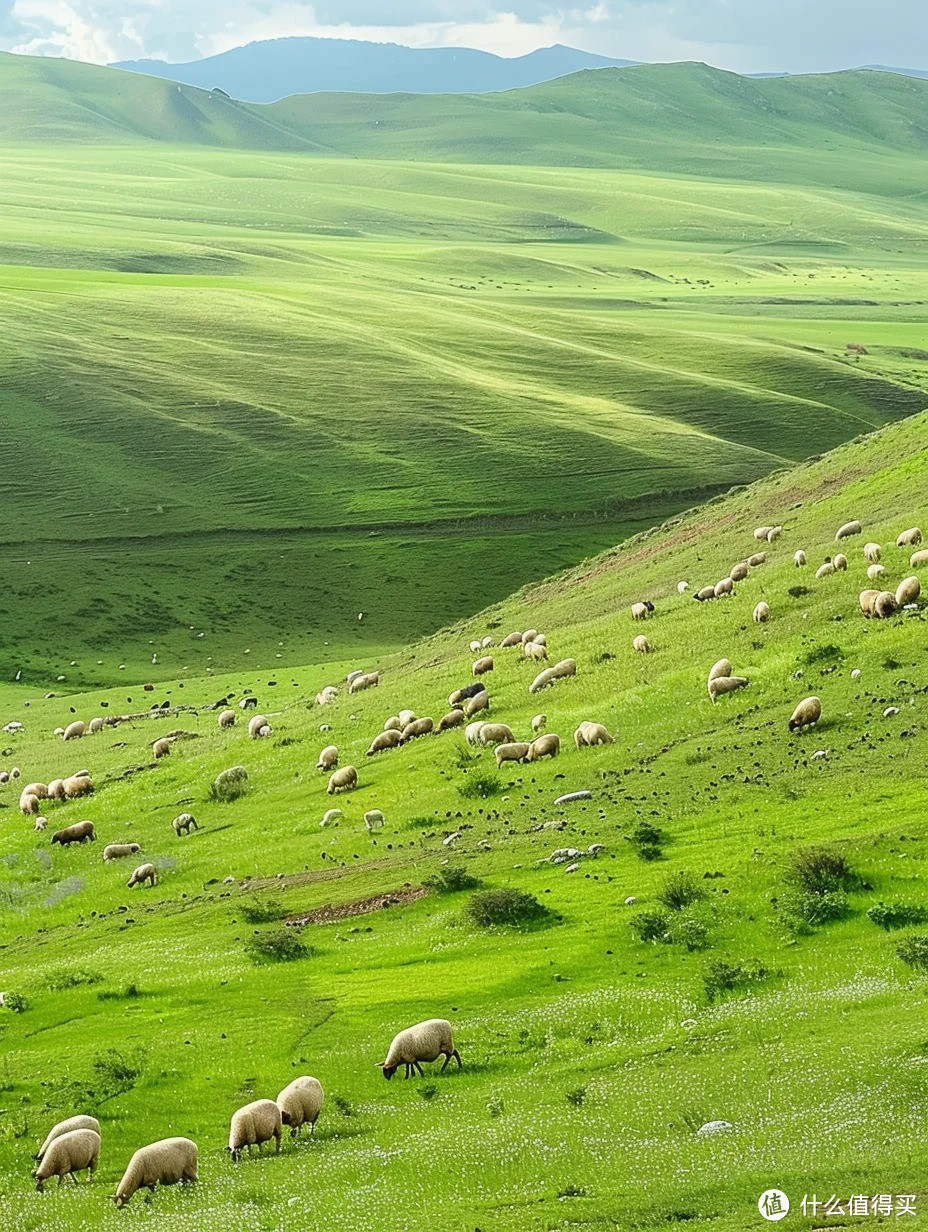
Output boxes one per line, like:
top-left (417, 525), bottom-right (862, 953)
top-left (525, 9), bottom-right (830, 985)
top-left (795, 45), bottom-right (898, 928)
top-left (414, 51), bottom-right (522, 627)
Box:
top-left (90, 1048), bottom-right (144, 1099)
top-left (97, 983), bottom-right (141, 1002)
top-left (331, 1094), bottom-right (355, 1117)
top-left (776, 889), bottom-right (850, 933)
top-left (2, 991), bottom-right (28, 1013)
top-left (788, 585), bottom-right (811, 598)
top-left (417, 1083), bottom-right (439, 1101)
top-left (868, 902), bottom-right (928, 931)
top-left (245, 927), bottom-right (314, 964)
top-left (895, 934), bottom-right (928, 972)
top-left (659, 870), bottom-right (704, 911)
top-left (451, 743), bottom-right (480, 770)
top-left (629, 908), bottom-right (670, 942)
top-left (466, 888), bottom-right (551, 929)
top-left (566, 1087), bottom-right (586, 1108)
top-left (45, 966), bottom-right (103, 991)
top-left (458, 773), bottom-right (501, 800)
top-left (788, 846), bottom-right (857, 895)
top-left (804, 643), bottom-right (844, 666)
top-left (424, 866), bottom-right (482, 893)
top-left (703, 958), bottom-right (772, 1003)
top-left (239, 896), bottom-right (285, 924)
top-left (665, 911), bottom-right (710, 952)
top-left (628, 820), bottom-right (664, 862)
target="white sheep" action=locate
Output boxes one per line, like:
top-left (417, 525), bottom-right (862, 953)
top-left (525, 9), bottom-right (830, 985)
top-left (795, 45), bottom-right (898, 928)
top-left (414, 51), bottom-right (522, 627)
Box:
top-left (112, 1137), bottom-right (198, 1205)
top-left (320, 808), bottom-right (342, 827)
top-left (633, 634), bottom-right (651, 653)
top-left (327, 766), bottom-right (358, 795)
top-left (713, 578), bottom-right (734, 598)
top-left (103, 842), bottom-right (141, 861)
top-left (677, 581), bottom-right (690, 593)
top-left (708, 676), bottom-right (748, 702)
top-left (384, 715), bottom-right (402, 732)
top-left (897, 528), bottom-right (922, 548)
top-left (315, 687), bottom-right (338, 706)
top-left (478, 723), bottom-right (514, 746)
top-left (574, 721), bottom-right (614, 748)
top-left (896, 576), bottom-right (921, 606)
top-left (367, 730), bottom-right (403, 755)
top-left (364, 809), bottom-right (385, 831)
top-left (276, 1077), bottom-right (324, 1138)
top-left (753, 601), bottom-right (770, 623)
top-left (62, 720), bottom-right (85, 741)
top-left (88, 717), bottom-right (105, 735)
top-left (495, 742), bottom-right (532, 767)
top-left (753, 526), bottom-right (772, 541)
top-left (528, 733), bottom-right (560, 760)
top-left (816, 561), bottom-right (835, 579)
top-left (730, 562), bottom-right (749, 582)
top-left (747, 552), bottom-right (766, 567)
top-left (34, 1128), bottom-right (100, 1191)
top-left (398, 709), bottom-right (417, 726)
top-left (864, 543), bottom-right (882, 564)
top-left (523, 641), bottom-right (548, 662)
top-left (248, 714), bottom-right (270, 739)
top-left (218, 709), bottom-right (236, 730)
top-left (788, 696), bottom-right (822, 732)
top-left (867, 563), bottom-right (886, 581)
top-left (630, 601), bottom-right (654, 620)
top-left (402, 717), bottom-right (434, 740)
top-left (172, 813), bottom-right (198, 836)
top-left (531, 714), bottom-right (547, 734)
top-left (228, 1099), bottom-right (282, 1161)
top-left (349, 671), bottom-right (380, 694)
top-left (911, 549), bottom-right (928, 568)
top-left (36, 1115), bottom-right (101, 1161)
top-left (380, 1018), bottom-right (461, 1079)
top-left (463, 691), bottom-right (489, 717)
top-left (469, 640), bottom-right (482, 653)
top-left (874, 590), bottom-right (898, 618)
top-left (833, 553), bottom-right (848, 571)
top-left (127, 863), bottom-right (157, 889)
top-left (472, 655), bottom-right (494, 677)
top-left (437, 710), bottom-right (466, 732)
top-left (836, 520), bottom-right (862, 540)
top-left (500, 632), bottom-right (523, 647)
top-left (766, 526), bottom-right (782, 542)
top-left (152, 738), bottom-right (172, 759)
top-left (465, 721), bottom-right (486, 745)
top-left (521, 629), bottom-right (540, 644)
top-left (317, 745), bottom-right (339, 771)
top-left (34, 816), bottom-right (48, 831)
top-left (707, 658), bottom-right (732, 684)
top-left (794, 549), bottom-right (806, 567)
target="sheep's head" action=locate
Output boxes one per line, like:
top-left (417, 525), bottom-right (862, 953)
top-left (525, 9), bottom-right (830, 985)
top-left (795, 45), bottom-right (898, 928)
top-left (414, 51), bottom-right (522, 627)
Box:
top-left (279, 1109), bottom-right (292, 1126)
top-left (380, 1063), bottom-right (397, 1081)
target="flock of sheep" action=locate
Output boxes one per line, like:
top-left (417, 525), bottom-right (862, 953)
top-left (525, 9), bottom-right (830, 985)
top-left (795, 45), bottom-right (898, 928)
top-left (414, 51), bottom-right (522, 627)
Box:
top-left (30, 1018), bottom-right (459, 1202)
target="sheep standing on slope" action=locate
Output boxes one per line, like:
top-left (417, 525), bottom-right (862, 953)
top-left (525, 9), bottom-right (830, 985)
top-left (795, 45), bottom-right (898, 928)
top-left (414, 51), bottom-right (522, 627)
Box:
top-left (835, 520), bottom-right (862, 541)
top-left (34, 1129), bottom-right (100, 1191)
top-left (327, 766), bottom-right (358, 795)
top-left (437, 710), bottom-right (466, 732)
top-left (753, 601), bottom-right (770, 623)
top-left (218, 709), bottom-right (236, 730)
top-left (402, 717), bottom-right (434, 741)
top-left (63, 774), bottom-right (93, 799)
top-left (51, 821), bottom-right (96, 846)
top-left (248, 714), bottom-right (271, 739)
top-left (708, 676), bottom-right (748, 703)
top-left (896, 528), bottom-right (922, 548)
top-left (103, 843), bottom-right (141, 861)
top-left (367, 730), bottom-right (403, 756)
top-left (478, 723), bottom-right (514, 746)
top-left (631, 601), bottom-right (654, 620)
top-left (112, 1138), bottom-right (198, 1206)
top-left (152, 738), bottom-right (172, 759)
top-left (730, 562), bottom-right (749, 582)
top-left (867, 563), bottom-right (887, 581)
top-left (172, 813), bottom-right (198, 836)
top-left (317, 745), bottom-right (339, 772)
top-left (464, 691), bottom-right (489, 717)
top-left (127, 863), bottom-right (157, 889)
top-left (633, 635), bottom-right (651, 653)
top-left (276, 1077), bottom-right (324, 1138)
top-left (864, 543), bottom-right (882, 564)
top-left (528, 733), bottom-right (560, 760)
top-left (495, 742), bottom-right (532, 767)
top-left (380, 1018), bottom-right (461, 1080)
top-left (63, 721), bottom-right (85, 741)
top-left (472, 656), bottom-right (494, 677)
top-left (531, 714), bottom-right (547, 734)
top-left (228, 1100), bottom-right (282, 1162)
top-left (794, 550), bottom-right (807, 567)
top-left (707, 658), bottom-right (733, 685)
top-left (574, 721), bottom-right (614, 749)
top-left (896, 576), bottom-right (921, 606)
top-left (788, 696), bottom-right (822, 732)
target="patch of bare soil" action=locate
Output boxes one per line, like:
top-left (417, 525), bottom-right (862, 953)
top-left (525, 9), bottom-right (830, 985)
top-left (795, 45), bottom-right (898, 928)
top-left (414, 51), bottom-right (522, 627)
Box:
top-left (286, 886), bottom-right (428, 927)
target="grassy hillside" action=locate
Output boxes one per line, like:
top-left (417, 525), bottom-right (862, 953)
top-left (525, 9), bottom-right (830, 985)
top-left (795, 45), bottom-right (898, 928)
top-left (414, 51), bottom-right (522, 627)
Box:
top-left (0, 413), bottom-right (926, 1230)
top-left (1, 142), bottom-right (926, 681)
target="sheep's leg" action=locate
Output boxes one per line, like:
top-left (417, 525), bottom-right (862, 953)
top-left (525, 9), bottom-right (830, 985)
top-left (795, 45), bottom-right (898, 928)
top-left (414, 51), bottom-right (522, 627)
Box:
top-left (413, 1061), bottom-right (424, 1077)
top-left (452, 1049), bottom-right (462, 1069)
top-left (440, 1052), bottom-right (451, 1072)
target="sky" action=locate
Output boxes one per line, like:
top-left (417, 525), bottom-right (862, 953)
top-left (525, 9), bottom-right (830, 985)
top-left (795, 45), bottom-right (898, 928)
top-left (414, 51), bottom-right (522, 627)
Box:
top-left (0, 1), bottom-right (924, 74)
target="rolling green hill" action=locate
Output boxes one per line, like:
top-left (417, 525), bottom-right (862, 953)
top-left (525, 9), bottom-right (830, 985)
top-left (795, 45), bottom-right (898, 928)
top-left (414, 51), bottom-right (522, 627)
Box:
top-left (0, 413), bottom-right (926, 1230)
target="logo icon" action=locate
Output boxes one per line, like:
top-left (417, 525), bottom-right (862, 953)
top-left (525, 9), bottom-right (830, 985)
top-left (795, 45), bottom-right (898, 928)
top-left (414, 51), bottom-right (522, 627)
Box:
top-left (758, 1190), bottom-right (790, 1221)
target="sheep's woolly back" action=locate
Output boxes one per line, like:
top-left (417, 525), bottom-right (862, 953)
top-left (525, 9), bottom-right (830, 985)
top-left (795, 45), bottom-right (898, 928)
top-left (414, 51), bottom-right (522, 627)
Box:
top-left (36, 1129), bottom-right (100, 1182)
top-left (384, 1019), bottom-right (455, 1068)
top-left (115, 1138), bottom-right (198, 1204)
top-left (229, 1100), bottom-right (282, 1152)
top-left (276, 1077), bottom-right (324, 1130)
top-left (37, 1115), bottom-right (100, 1160)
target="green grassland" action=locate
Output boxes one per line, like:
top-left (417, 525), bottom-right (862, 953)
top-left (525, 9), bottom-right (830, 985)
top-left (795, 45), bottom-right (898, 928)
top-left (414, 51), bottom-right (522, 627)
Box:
top-left (1, 126), bottom-right (927, 679)
top-left (0, 412), bottom-right (927, 1230)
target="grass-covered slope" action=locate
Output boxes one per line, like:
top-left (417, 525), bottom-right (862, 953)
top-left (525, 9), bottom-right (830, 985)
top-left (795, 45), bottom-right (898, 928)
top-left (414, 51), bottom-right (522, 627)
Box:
top-left (1, 413), bottom-right (927, 1230)
top-left (2, 143), bottom-right (926, 681)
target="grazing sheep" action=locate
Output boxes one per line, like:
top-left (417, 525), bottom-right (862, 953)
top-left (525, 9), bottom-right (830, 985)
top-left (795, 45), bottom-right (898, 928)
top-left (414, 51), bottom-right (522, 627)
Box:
top-left (383, 716), bottom-right (403, 732)
top-left (248, 714), bottom-right (270, 739)
top-left (34, 816), bottom-right (47, 831)
top-left (766, 526), bottom-right (783, 543)
top-left (213, 766), bottom-right (248, 796)
top-left (349, 671), bottom-right (381, 695)
top-left (46, 778), bottom-right (67, 801)
top-left (402, 717), bottom-right (434, 741)
top-left (36, 1115), bottom-right (101, 1162)
top-left (152, 738), bottom-right (172, 759)
top-left (574, 721), bottom-right (614, 749)
top-left (398, 709), bottom-right (417, 727)
top-left (23, 781), bottom-right (49, 800)
top-left (708, 676), bottom-right (748, 703)
top-left (529, 668), bottom-right (556, 693)
top-left (0, 770), bottom-right (8, 783)
top-left (465, 721), bottom-right (486, 746)
top-left (694, 585), bottom-right (717, 602)
top-left (867, 563), bottom-right (887, 581)
top-left (127, 863), bottom-right (157, 888)
top-left (747, 552), bottom-right (766, 567)
top-left (320, 808), bottom-right (342, 827)
top-left (463, 691), bottom-right (489, 717)
top-left (864, 543), bottom-right (882, 564)
top-left (631, 601), bottom-right (654, 620)
top-left (859, 589), bottom-right (880, 617)
top-left (364, 809), bottom-right (385, 831)
top-left (228, 1100), bottom-right (282, 1162)
top-left (874, 590), bottom-right (898, 618)
top-left (523, 641), bottom-right (548, 662)
top-left (482, 636), bottom-right (494, 649)
top-left (317, 745), bottom-right (339, 772)
top-left (753, 601), bottom-right (770, 623)
top-left (677, 581), bottom-right (690, 593)
top-left (551, 659), bottom-right (576, 680)
top-left (112, 1138), bottom-right (198, 1206)
top-left (788, 696), bottom-right (822, 732)
top-left (315, 687), bottom-right (338, 706)
top-left (218, 710), bottom-right (236, 730)
top-left (911, 549), bottom-right (928, 568)
top-left (63, 721), bottom-right (85, 741)
top-left (469, 640), bottom-right (481, 653)
top-left (528, 733), bottom-right (560, 761)
top-left (172, 813), bottom-right (198, 836)
top-left (816, 561), bottom-right (836, 579)
top-left (437, 709), bottom-right (466, 732)
top-left (833, 553), bottom-right (848, 571)
top-left (713, 578), bottom-right (734, 598)
top-left (34, 1128), bottom-right (100, 1191)
top-left (19, 792), bottom-right (40, 815)
top-left (835, 520), bottom-right (862, 541)
top-left (448, 683), bottom-right (486, 707)
top-left (276, 1077), bottom-right (324, 1138)
top-left (87, 717), bottom-right (105, 735)
top-left (730, 562), bottom-right (749, 582)
top-left (327, 766), bottom-right (358, 795)
top-left (794, 550), bottom-right (806, 567)
top-left (500, 632), bottom-right (523, 648)
top-left (521, 629), bottom-right (540, 644)
top-left (897, 528), bottom-right (923, 548)
top-left (896, 576), bottom-right (921, 606)
top-left (104, 843), bottom-right (141, 861)
top-left (531, 714), bottom-right (547, 734)
top-left (534, 633), bottom-right (547, 646)
top-left (472, 656), bottom-right (494, 677)
top-left (495, 742), bottom-right (532, 767)
top-left (478, 723), bottom-right (515, 746)
top-left (633, 634), bottom-right (651, 653)
top-left (367, 730), bottom-right (403, 756)
top-left (380, 1018), bottom-right (461, 1080)
top-left (51, 821), bottom-right (96, 846)
top-left (753, 526), bottom-right (772, 541)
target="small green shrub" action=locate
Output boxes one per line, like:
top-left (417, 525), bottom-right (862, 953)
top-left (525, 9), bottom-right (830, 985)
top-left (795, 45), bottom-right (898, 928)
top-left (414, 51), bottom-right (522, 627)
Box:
top-left (45, 966), bottom-right (103, 991)
top-left (2, 992), bottom-right (28, 1014)
top-left (629, 908), bottom-right (670, 942)
top-left (788, 846), bottom-right (857, 895)
top-left (97, 983), bottom-right (141, 1002)
top-left (788, 585), bottom-right (811, 598)
top-left (487, 1095), bottom-right (504, 1118)
top-left (466, 888), bottom-right (550, 929)
top-left (868, 902), bottom-right (928, 931)
top-left (630, 821), bottom-right (662, 847)
top-left (417, 1083), bottom-right (439, 1101)
top-left (666, 912), bottom-right (710, 952)
top-left (566, 1087), bottom-right (586, 1107)
top-left (89, 1048), bottom-right (144, 1099)
top-left (331, 1094), bottom-right (355, 1117)
top-left (804, 643), bottom-right (844, 666)
top-left (458, 774), bottom-right (501, 800)
top-left (240, 897), bottom-right (285, 924)
top-left (425, 866), bottom-right (482, 893)
top-left (777, 889), bottom-right (850, 932)
top-left (895, 934), bottom-right (928, 972)
top-left (451, 744), bottom-right (480, 770)
top-left (659, 870), bottom-right (705, 911)
top-left (245, 927), bottom-right (313, 964)
top-left (703, 958), bottom-right (771, 1003)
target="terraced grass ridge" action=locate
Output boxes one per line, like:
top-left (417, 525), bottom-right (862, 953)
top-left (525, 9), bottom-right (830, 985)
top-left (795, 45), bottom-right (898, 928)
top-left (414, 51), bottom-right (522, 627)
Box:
top-left (0, 411), bottom-right (927, 1230)
top-left (1, 55), bottom-right (927, 679)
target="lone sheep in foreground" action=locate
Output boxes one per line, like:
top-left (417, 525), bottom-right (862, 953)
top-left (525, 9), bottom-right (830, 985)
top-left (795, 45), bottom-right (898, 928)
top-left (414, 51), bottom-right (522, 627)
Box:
top-left (152, 738), bottom-right (172, 759)
top-left (574, 721), bottom-right (614, 749)
top-left (317, 745), bottom-right (339, 771)
top-left (788, 696), bottom-right (822, 732)
top-left (708, 676), bottom-right (748, 703)
top-left (528, 733), bottom-right (560, 761)
top-left (127, 863), bottom-right (157, 889)
top-left (327, 766), bottom-right (358, 795)
top-left (753, 601), bottom-right (770, 623)
top-left (36, 1116), bottom-right (101, 1162)
top-left (34, 1128), bottom-right (100, 1191)
top-left (228, 1100), bottom-right (282, 1162)
top-left (897, 528), bottom-right (922, 548)
top-left (103, 843), bottom-right (141, 861)
top-left (112, 1137), bottom-right (198, 1206)
top-left (380, 1018), bottom-right (461, 1080)
top-left (836, 520), bottom-right (862, 541)
top-left (52, 821), bottom-right (96, 846)
top-left (633, 634), bottom-right (651, 653)
top-left (172, 813), bottom-right (198, 836)
top-left (276, 1077), bottom-right (324, 1138)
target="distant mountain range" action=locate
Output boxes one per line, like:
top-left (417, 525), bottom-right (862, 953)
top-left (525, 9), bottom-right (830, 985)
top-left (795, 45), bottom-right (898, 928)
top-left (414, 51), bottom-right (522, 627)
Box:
top-left (111, 38), bottom-right (638, 103)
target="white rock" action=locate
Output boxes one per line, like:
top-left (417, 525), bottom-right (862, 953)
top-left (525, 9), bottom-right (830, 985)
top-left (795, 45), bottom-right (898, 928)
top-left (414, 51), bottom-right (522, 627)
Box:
top-left (554, 790), bottom-right (592, 806)
top-left (564, 862), bottom-right (580, 873)
top-left (811, 750), bottom-right (828, 761)
top-left (697, 1120), bottom-right (733, 1136)
top-left (851, 669), bottom-right (861, 679)
top-left (223, 875), bottom-right (235, 884)
top-left (884, 706), bottom-right (900, 718)
top-left (443, 832), bottom-right (460, 847)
